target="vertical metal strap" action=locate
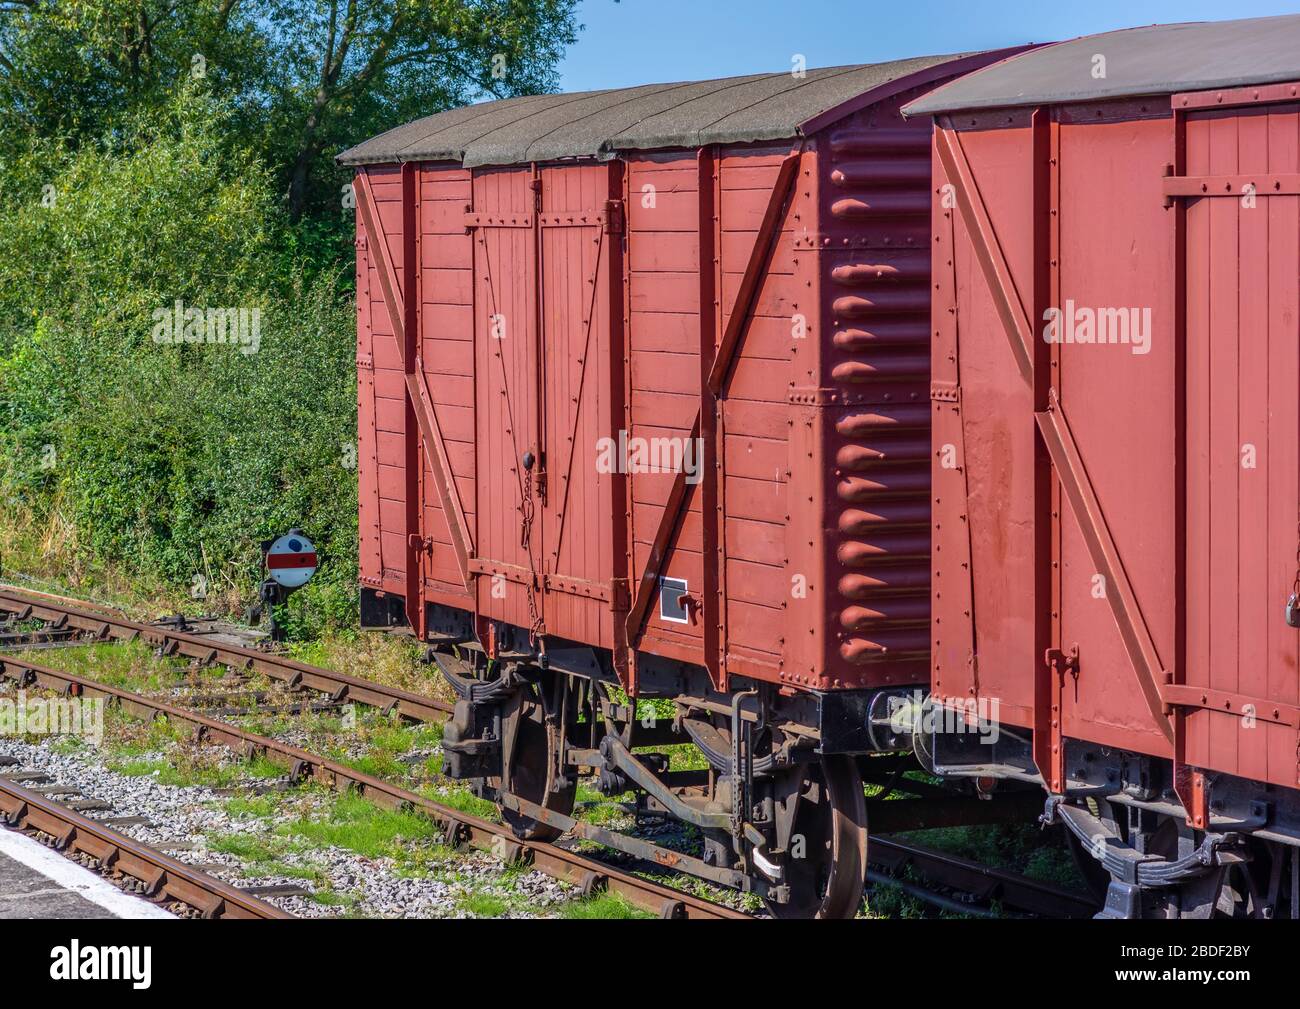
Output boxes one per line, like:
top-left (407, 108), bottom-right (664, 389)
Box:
top-left (401, 164), bottom-right (425, 639)
top-left (930, 163), bottom-right (977, 700)
top-left (698, 146), bottom-right (723, 690)
top-left (1167, 104), bottom-right (1208, 826)
top-left (1029, 108), bottom-right (1061, 793)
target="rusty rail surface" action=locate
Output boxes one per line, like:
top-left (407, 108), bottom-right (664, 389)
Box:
top-left (0, 776), bottom-right (291, 919)
top-left (0, 587), bottom-right (453, 724)
top-left (0, 650), bottom-right (749, 920)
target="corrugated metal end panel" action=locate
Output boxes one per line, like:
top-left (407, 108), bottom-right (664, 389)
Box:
top-left (818, 86), bottom-right (935, 689)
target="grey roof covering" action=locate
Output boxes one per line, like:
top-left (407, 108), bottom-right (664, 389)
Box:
top-left (339, 54), bottom-right (969, 168)
top-left (905, 14), bottom-right (1300, 116)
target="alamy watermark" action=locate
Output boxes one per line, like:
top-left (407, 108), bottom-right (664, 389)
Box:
top-left (151, 300), bottom-right (262, 355)
top-left (1042, 300), bottom-right (1151, 355)
top-left (889, 691), bottom-right (1001, 745)
top-left (595, 431), bottom-right (704, 485)
top-left (0, 691), bottom-right (103, 746)
top-left (50, 941), bottom-right (151, 989)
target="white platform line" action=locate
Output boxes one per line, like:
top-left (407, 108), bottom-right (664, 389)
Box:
top-left (0, 826), bottom-right (176, 920)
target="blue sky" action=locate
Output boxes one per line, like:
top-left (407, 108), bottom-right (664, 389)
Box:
top-left (557, 1), bottom-right (1300, 91)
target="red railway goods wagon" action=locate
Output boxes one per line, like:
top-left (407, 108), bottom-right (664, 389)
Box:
top-left (339, 49), bottom-right (1029, 918)
top-left (905, 14), bottom-right (1300, 919)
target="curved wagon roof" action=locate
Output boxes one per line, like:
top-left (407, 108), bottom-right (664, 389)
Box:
top-left (339, 52), bottom-right (984, 169)
top-left (905, 14), bottom-right (1300, 116)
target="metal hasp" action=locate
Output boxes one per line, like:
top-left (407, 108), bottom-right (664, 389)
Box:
top-left (1042, 644), bottom-right (1078, 794)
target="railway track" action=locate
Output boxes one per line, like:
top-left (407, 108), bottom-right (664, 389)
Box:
top-left (0, 647), bottom-right (749, 920)
top-left (0, 585), bottom-right (1098, 919)
top-left (0, 587), bottom-right (453, 723)
top-left (867, 836), bottom-right (1098, 919)
top-left (0, 771), bottom-right (291, 919)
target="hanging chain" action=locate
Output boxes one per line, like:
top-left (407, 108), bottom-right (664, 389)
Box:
top-left (1292, 512), bottom-right (1300, 598)
top-left (1286, 513), bottom-right (1300, 629)
top-left (520, 462), bottom-right (545, 647)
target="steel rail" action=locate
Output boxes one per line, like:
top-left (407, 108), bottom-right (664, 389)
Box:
top-left (0, 583), bottom-right (122, 615)
top-left (0, 587), bottom-right (453, 724)
top-left (865, 868), bottom-right (1004, 918)
top-left (0, 652), bottom-right (749, 920)
top-left (869, 835), bottom-right (1098, 918)
top-left (0, 776), bottom-right (292, 919)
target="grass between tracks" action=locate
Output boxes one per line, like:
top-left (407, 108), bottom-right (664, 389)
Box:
top-left (6, 639), bottom-right (655, 917)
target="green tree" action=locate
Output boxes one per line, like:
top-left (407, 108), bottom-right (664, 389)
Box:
top-left (0, 0), bottom-right (579, 224)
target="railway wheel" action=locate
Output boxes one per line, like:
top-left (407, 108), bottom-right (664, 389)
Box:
top-left (494, 673), bottom-right (575, 843)
top-left (767, 755), bottom-right (868, 919)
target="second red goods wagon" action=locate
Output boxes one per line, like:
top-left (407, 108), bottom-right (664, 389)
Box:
top-left (907, 14), bottom-right (1300, 918)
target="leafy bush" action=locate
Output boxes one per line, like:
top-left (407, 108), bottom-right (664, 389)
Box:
top-left (0, 86), bottom-right (359, 632)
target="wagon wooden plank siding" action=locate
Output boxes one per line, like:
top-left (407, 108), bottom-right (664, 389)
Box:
top-left (340, 50), bottom-right (1027, 919)
top-left (906, 14), bottom-right (1300, 918)
top-left (342, 51), bottom-right (1017, 691)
